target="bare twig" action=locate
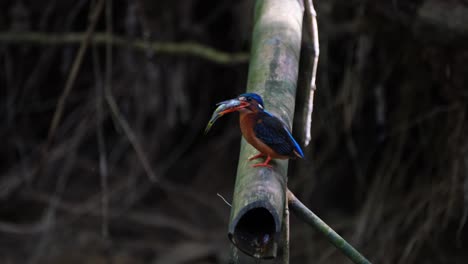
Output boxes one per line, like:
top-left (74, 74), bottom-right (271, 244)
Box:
top-left (280, 197), bottom-right (290, 264)
top-left (0, 221), bottom-right (49, 234)
top-left (99, 0), bottom-right (157, 184)
top-left (216, 193), bottom-right (232, 207)
top-left (27, 190), bottom-right (207, 239)
top-left (90, 0), bottom-right (110, 241)
top-left (0, 32), bottom-right (249, 64)
top-left (26, 2), bottom-right (105, 262)
top-left (101, 0), bottom-right (113, 240)
top-left (104, 85), bottom-right (157, 182)
top-left (46, 0), bottom-right (105, 146)
top-left (97, 0), bottom-right (112, 239)
top-left (28, 117), bottom-right (91, 264)
top-left (303, 0), bottom-right (319, 146)
top-left (95, 59), bottom-right (109, 239)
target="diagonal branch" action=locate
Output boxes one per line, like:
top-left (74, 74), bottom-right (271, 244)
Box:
top-left (287, 190), bottom-right (372, 264)
top-left (46, 0), bottom-right (105, 146)
top-left (104, 85), bottom-right (157, 182)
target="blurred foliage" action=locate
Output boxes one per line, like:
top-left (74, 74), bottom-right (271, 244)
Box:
top-left (0, 0), bottom-right (467, 263)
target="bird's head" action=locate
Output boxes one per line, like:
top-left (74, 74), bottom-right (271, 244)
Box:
top-left (205, 93), bottom-right (265, 134)
top-left (217, 93), bottom-right (265, 115)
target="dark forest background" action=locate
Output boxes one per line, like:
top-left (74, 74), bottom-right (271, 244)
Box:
top-left (1, 0), bottom-right (467, 263)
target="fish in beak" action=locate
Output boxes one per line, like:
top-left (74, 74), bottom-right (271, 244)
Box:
top-left (204, 98), bottom-right (249, 134)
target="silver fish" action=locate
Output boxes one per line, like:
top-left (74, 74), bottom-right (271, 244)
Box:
top-left (204, 99), bottom-right (242, 134)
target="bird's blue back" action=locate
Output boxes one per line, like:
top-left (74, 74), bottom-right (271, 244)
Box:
top-left (253, 111), bottom-right (304, 158)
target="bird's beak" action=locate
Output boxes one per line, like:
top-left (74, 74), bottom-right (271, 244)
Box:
top-left (217, 99), bottom-right (249, 115)
top-left (204, 99), bottom-right (249, 134)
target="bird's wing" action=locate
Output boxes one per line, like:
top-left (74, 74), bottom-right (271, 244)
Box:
top-left (253, 112), bottom-right (304, 158)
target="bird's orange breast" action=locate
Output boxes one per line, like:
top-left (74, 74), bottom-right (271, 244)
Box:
top-left (239, 112), bottom-right (289, 159)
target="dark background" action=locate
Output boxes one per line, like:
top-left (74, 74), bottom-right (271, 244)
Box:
top-left (1, 0), bottom-right (467, 263)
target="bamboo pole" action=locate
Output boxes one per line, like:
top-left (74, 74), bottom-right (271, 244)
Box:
top-left (228, 0), bottom-right (304, 259)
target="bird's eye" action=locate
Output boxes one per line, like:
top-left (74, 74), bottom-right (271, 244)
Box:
top-left (247, 97), bottom-right (252, 101)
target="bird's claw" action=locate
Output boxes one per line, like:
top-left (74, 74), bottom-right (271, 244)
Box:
top-left (251, 155), bottom-right (273, 168)
top-left (248, 153), bottom-right (265, 161)
top-left (252, 163), bottom-right (273, 168)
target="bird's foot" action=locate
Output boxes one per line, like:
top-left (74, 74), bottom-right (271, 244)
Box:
top-left (251, 156), bottom-right (272, 168)
top-left (248, 152), bottom-right (266, 161)
top-left (252, 163), bottom-right (272, 168)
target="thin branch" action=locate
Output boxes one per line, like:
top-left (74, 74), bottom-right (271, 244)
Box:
top-left (303, 0), bottom-right (320, 146)
top-left (100, 0), bottom-right (113, 240)
top-left (28, 117), bottom-right (91, 264)
top-left (89, 0), bottom-right (109, 241)
top-left (280, 197), bottom-right (290, 264)
top-left (104, 83), bottom-right (157, 182)
top-left (0, 32), bottom-right (249, 64)
top-left (0, 221), bottom-right (49, 235)
top-left (26, 2), bottom-right (105, 258)
top-left (27, 191), bottom-right (207, 239)
top-left (46, 0), bottom-right (105, 146)
top-left (216, 193), bottom-right (232, 207)
top-left (94, 0), bottom-right (156, 184)
top-left (287, 190), bottom-right (372, 264)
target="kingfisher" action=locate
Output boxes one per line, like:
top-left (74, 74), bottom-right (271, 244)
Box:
top-left (205, 93), bottom-right (304, 168)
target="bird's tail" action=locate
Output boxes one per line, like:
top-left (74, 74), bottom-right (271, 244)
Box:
top-left (293, 150), bottom-right (305, 159)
